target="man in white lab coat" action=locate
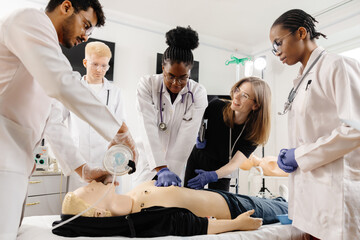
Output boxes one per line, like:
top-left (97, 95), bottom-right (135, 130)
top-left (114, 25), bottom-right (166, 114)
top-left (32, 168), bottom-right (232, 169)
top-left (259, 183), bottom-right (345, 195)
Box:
top-left (65, 41), bottom-right (127, 192)
top-left (0, 1), bottom-right (136, 239)
top-left (270, 9), bottom-right (360, 239)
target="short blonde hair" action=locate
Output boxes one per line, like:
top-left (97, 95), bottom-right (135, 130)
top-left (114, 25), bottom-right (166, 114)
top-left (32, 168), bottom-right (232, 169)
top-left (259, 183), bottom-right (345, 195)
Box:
top-left (62, 192), bottom-right (112, 217)
top-left (85, 41), bottom-right (112, 59)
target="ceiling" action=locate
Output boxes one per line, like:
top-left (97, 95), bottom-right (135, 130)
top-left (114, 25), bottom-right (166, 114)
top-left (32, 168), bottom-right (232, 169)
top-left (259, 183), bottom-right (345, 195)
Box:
top-left (99, 0), bottom-right (360, 54)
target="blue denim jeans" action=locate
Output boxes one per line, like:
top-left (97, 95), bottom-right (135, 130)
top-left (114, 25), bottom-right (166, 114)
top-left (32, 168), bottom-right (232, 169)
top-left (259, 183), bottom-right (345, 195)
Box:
top-left (205, 189), bottom-right (288, 224)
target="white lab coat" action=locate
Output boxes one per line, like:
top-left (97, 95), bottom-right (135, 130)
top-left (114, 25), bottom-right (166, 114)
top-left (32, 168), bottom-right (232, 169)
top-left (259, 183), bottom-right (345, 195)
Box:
top-left (0, 8), bottom-right (121, 239)
top-left (133, 74), bottom-right (207, 185)
top-left (66, 77), bottom-right (126, 191)
top-left (287, 47), bottom-right (360, 240)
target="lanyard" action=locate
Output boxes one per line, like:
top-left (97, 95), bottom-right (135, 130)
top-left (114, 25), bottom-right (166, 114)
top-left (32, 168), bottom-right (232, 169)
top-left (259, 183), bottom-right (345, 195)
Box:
top-left (278, 50), bottom-right (325, 115)
top-left (229, 121), bottom-right (247, 161)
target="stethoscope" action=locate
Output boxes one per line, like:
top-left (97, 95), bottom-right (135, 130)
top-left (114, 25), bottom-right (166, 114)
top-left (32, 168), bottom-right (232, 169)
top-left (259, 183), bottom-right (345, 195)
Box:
top-left (159, 81), bottom-right (194, 131)
top-left (106, 89), bottom-right (109, 106)
top-left (278, 50), bottom-right (325, 115)
top-left (83, 76), bottom-right (110, 106)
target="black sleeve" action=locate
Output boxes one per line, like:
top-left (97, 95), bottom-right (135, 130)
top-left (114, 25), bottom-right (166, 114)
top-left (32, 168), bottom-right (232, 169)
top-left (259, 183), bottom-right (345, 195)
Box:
top-left (204, 98), bottom-right (227, 120)
top-left (52, 207), bottom-right (208, 238)
top-left (238, 140), bottom-right (258, 158)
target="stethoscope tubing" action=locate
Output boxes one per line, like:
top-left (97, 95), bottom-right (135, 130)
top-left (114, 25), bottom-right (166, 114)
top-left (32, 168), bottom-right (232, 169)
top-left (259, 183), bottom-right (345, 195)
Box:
top-left (159, 81), bottom-right (194, 130)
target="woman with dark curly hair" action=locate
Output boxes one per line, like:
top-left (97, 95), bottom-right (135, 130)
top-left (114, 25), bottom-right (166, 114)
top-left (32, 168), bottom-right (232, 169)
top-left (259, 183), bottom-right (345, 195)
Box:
top-left (133, 26), bottom-right (208, 187)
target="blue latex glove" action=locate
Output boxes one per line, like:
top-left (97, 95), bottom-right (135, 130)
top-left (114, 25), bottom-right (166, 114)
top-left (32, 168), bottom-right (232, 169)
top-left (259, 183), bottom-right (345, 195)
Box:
top-left (187, 169), bottom-right (218, 189)
top-left (277, 148), bottom-right (298, 173)
top-left (155, 167), bottom-right (182, 187)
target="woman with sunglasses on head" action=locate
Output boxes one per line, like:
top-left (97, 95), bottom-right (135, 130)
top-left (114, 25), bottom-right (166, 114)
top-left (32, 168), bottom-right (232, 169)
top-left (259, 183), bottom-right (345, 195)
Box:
top-left (184, 77), bottom-right (271, 191)
top-left (270, 9), bottom-right (360, 240)
top-left (133, 26), bottom-right (208, 188)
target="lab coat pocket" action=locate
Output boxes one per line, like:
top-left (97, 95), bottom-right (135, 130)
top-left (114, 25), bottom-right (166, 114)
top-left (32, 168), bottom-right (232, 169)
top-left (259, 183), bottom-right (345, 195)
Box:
top-left (182, 108), bottom-right (193, 122)
top-left (303, 164), bottom-right (333, 186)
top-left (0, 115), bottom-right (34, 174)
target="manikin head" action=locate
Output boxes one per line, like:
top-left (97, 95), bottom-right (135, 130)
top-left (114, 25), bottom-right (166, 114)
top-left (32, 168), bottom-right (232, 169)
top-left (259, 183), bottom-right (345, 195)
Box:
top-left (45, 0), bottom-right (105, 48)
top-left (62, 181), bottom-right (132, 217)
top-left (83, 41), bottom-right (112, 84)
top-left (269, 9), bottom-right (326, 66)
top-left (162, 26), bottom-right (199, 94)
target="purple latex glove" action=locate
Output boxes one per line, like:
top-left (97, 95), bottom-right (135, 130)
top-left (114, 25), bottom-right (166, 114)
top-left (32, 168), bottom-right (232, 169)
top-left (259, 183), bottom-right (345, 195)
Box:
top-left (277, 148), bottom-right (298, 173)
top-left (155, 167), bottom-right (182, 187)
top-left (187, 169), bottom-right (218, 189)
top-left (196, 136), bottom-right (206, 149)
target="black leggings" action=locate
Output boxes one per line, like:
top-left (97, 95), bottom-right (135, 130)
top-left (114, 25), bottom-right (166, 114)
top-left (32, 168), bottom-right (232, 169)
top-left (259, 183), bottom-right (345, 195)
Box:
top-left (184, 146), bottom-right (231, 191)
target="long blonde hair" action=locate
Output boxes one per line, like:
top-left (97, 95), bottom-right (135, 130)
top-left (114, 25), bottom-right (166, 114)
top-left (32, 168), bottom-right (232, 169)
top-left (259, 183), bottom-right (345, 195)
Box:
top-left (223, 77), bottom-right (271, 145)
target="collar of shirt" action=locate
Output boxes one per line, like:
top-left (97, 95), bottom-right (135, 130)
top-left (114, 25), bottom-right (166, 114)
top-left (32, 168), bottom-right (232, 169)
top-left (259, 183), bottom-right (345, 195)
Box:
top-left (293, 46), bottom-right (325, 86)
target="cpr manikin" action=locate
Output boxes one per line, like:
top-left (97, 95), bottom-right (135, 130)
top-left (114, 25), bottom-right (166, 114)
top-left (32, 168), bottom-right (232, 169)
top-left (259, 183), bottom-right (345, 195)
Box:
top-left (57, 180), bottom-right (288, 237)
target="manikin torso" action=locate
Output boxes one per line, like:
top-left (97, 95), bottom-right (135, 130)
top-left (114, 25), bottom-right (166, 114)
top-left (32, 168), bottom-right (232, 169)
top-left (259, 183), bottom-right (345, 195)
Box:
top-left (126, 181), bottom-right (231, 219)
top-left (74, 181), bottom-right (231, 219)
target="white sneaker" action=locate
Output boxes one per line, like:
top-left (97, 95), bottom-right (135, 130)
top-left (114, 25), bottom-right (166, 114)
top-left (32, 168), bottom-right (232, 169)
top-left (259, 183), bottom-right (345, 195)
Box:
top-left (279, 184), bottom-right (289, 201)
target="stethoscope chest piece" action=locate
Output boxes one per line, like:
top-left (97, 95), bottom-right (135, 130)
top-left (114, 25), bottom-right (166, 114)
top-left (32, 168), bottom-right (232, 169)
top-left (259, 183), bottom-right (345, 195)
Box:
top-left (159, 122), bottom-right (167, 131)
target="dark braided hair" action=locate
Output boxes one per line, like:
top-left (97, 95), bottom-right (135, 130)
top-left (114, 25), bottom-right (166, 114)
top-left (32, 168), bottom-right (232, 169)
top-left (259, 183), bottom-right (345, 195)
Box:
top-left (162, 26), bottom-right (199, 68)
top-left (46, 0), bottom-right (105, 27)
top-left (272, 9), bottom-right (326, 40)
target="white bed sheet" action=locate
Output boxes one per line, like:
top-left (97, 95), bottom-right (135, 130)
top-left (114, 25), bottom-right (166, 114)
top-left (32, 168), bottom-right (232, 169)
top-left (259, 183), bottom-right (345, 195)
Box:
top-left (17, 215), bottom-right (310, 240)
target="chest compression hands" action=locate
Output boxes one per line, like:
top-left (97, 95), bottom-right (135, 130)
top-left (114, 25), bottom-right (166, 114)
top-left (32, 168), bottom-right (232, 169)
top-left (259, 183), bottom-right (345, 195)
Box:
top-left (155, 168), bottom-right (182, 187)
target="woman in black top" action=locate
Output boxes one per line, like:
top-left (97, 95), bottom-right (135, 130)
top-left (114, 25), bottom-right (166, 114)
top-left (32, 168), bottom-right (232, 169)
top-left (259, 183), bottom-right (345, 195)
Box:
top-left (184, 77), bottom-right (271, 191)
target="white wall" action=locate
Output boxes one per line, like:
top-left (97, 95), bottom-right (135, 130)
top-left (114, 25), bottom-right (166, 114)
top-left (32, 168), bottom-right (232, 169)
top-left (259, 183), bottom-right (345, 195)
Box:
top-left (87, 8), bottom-right (245, 140)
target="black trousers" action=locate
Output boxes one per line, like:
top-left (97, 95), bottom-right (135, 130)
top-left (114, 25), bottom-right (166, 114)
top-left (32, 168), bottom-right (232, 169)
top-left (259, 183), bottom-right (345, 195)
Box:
top-left (184, 146), bottom-right (231, 191)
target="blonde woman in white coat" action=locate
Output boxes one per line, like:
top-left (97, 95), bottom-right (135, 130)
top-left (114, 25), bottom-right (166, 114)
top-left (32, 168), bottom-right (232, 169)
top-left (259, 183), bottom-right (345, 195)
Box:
top-left (133, 26), bottom-right (208, 187)
top-left (270, 9), bottom-right (360, 240)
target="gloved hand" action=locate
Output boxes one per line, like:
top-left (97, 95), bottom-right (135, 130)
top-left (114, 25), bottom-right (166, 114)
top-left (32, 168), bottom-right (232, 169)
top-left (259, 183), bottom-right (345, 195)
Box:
top-left (79, 163), bottom-right (118, 185)
top-left (109, 129), bottom-right (138, 166)
top-left (196, 136), bottom-right (206, 149)
top-left (277, 148), bottom-right (298, 173)
top-left (187, 169), bottom-right (218, 189)
top-left (155, 167), bottom-right (182, 187)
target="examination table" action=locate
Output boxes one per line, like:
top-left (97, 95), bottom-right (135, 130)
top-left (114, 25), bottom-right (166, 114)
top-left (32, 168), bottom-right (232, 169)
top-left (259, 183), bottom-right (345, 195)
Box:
top-left (17, 215), bottom-right (310, 239)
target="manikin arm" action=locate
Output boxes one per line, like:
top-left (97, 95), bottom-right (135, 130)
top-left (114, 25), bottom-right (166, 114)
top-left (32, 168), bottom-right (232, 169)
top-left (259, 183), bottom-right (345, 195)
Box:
top-left (215, 151), bottom-right (247, 179)
top-left (207, 209), bottom-right (262, 234)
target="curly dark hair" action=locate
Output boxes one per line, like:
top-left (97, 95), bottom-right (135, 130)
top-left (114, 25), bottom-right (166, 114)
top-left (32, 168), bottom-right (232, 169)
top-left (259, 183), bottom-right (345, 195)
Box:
top-left (46, 0), bottom-right (105, 27)
top-left (272, 9), bottom-right (326, 40)
top-left (162, 26), bottom-right (199, 67)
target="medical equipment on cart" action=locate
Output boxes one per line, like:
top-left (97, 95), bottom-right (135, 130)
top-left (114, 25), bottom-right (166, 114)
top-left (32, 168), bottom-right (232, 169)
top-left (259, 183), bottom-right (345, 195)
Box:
top-left (33, 139), bottom-right (49, 171)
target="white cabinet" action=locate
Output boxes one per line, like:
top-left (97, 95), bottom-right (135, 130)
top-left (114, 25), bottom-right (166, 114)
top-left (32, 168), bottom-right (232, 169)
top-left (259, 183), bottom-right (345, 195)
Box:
top-left (24, 172), bottom-right (68, 217)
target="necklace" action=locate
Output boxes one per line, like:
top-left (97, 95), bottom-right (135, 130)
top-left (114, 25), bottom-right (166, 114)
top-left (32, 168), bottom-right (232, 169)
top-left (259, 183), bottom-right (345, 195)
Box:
top-left (229, 120), bottom-right (247, 161)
